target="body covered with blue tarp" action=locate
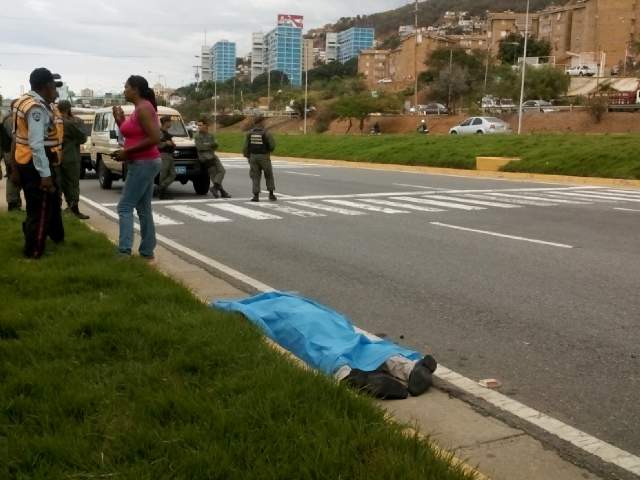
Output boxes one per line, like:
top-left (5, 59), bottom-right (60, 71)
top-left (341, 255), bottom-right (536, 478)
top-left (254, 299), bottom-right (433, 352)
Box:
top-left (214, 292), bottom-right (421, 375)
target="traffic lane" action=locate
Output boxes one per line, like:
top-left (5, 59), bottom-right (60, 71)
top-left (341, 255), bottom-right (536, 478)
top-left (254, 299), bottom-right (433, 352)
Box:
top-left (145, 203), bottom-right (640, 455)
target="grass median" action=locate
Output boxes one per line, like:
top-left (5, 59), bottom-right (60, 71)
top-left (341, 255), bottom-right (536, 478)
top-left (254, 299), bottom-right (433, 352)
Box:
top-left (0, 213), bottom-right (475, 480)
top-left (217, 132), bottom-right (640, 180)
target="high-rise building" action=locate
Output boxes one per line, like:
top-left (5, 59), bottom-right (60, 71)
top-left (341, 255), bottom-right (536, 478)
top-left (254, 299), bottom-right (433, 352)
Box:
top-left (251, 32), bottom-right (266, 82)
top-left (337, 27), bottom-right (375, 63)
top-left (200, 45), bottom-right (213, 82)
top-left (325, 32), bottom-right (338, 62)
top-left (265, 16), bottom-right (303, 87)
top-left (212, 40), bottom-right (237, 82)
top-left (302, 38), bottom-right (315, 72)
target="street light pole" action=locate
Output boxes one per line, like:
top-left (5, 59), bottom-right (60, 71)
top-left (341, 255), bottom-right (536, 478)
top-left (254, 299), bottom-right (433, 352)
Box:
top-left (517, 0), bottom-right (530, 135)
top-left (413, 0), bottom-right (419, 111)
top-left (303, 66), bottom-right (309, 134)
top-left (213, 79), bottom-right (218, 133)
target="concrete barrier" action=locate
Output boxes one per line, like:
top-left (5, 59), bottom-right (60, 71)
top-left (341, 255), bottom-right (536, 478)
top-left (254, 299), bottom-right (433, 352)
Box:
top-left (476, 156), bottom-right (521, 171)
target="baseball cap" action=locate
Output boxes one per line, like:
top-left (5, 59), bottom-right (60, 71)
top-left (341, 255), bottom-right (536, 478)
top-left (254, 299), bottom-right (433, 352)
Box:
top-left (29, 68), bottom-right (63, 90)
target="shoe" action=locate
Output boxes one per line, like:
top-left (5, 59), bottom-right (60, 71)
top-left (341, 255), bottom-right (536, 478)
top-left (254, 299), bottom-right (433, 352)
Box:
top-left (344, 369), bottom-right (408, 400)
top-left (220, 189), bottom-right (232, 199)
top-left (268, 191), bottom-right (277, 201)
top-left (8, 203), bottom-right (21, 212)
top-left (210, 186), bottom-right (220, 199)
top-left (251, 194), bottom-right (259, 202)
top-left (158, 190), bottom-right (172, 200)
top-left (407, 355), bottom-right (438, 397)
top-left (71, 205), bottom-right (89, 220)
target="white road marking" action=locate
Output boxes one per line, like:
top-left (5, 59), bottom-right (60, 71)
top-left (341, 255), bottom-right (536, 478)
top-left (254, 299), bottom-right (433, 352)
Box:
top-left (463, 193), bottom-right (555, 207)
top-left (361, 198), bottom-right (444, 212)
top-left (392, 183), bottom-right (445, 190)
top-left (536, 193), bottom-right (607, 203)
top-left (285, 171), bottom-right (322, 177)
top-left (552, 191), bottom-right (637, 202)
top-left (254, 203), bottom-right (327, 218)
top-left (260, 191), bottom-right (295, 199)
top-left (80, 193), bottom-right (640, 477)
top-left (483, 192), bottom-right (589, 205)
top-left (152, 212), bottom-right (183, 226)
top-left (577, 191), bottom-right (640, 202)
top-left (166, 205), bottom-right (231, 223)
top-left (288, 200), bottom-right (366, 216)
top-left (604, 189), bottom-right (640, 197)
top-left (425, 194), bottom-right (520, 209)
top-left (324, 199), bottom-right (409, 214)
top-left (392, 196), bottom-right (486, 211)
top-left (430, 222), bottom-right (573, 248)
top-left (613, 207), bottom-right (640, 212)
top-left (209, 203), bottom-right (282, 220)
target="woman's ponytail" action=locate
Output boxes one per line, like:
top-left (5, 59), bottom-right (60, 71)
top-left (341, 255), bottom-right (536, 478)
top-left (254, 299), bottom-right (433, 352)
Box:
top-left (127, 75), bottom-right (158, 111)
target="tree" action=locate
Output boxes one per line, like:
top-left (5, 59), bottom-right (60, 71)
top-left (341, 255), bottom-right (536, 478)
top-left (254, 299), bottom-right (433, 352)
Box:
top-left (251, 70), bottom-right (290, 95)
top-left (308, 58), bottom-right (358, 85)
top-left (498, 33), bottom-right (551, 65)
top-left (332, 93), bottom-right (400, 133)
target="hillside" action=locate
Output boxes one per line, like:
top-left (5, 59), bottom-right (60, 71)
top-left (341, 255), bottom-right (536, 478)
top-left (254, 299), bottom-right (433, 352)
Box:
top-left (322, 0), bottom-right (558, 39)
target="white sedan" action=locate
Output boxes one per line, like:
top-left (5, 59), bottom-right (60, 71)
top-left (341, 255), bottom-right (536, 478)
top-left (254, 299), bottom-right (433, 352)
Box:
top-left (449, 117), bottom-right (511, 135)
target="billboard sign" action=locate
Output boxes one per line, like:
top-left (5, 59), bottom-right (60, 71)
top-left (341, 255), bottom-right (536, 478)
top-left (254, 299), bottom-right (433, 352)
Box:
top-left (277, 14), bottom-right (304, 28)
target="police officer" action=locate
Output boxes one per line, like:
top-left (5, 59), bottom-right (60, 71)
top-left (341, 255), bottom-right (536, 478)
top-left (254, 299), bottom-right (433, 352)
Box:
top-left (243, 114), bottom-right (276, 202)
top-left (12, 68), bottom-right (64, 258)
top-left (157, 115), bottom-right (176, 199)
top-left (194, 118), bottom-right (230, 198)
top-left (58, 100), bottom-right (89, 219)
top-left (1, 101), bottom-right (23, 211)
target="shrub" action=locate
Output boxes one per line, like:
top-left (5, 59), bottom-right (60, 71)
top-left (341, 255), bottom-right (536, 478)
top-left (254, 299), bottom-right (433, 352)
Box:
top-left (314, 108), bottom-right (337, 133)
top-left (217, 114), bottom-right (246, 128)
top-left (589, 97), bottom-right (608, 123)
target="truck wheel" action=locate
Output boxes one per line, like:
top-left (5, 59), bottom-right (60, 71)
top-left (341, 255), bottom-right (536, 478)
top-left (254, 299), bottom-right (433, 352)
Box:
top-left (193, 174), bottom-right (211, 195)
top-left (97, 157), bottom-right (113, 190)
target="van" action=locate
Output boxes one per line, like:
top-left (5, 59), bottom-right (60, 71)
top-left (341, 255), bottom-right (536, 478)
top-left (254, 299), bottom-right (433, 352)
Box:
top-left (71, 107), bottom-right (96, 178)
top-left (90, 105), bottom-right (210, 194)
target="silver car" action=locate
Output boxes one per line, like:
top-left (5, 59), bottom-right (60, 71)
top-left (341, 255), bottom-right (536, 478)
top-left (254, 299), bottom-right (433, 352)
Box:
top-left (449, 117), bottom-right (511, 135)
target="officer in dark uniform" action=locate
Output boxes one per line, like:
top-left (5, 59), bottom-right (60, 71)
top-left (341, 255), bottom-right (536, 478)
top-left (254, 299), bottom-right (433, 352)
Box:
top-left (243, 114), bottom-right (276, 202)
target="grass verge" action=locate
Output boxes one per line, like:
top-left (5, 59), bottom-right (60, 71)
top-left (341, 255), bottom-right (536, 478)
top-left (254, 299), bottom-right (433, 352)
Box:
top-left (217, 132), bottom-right (640, 179)
top-left (0, 213), bottom-right (475, 480)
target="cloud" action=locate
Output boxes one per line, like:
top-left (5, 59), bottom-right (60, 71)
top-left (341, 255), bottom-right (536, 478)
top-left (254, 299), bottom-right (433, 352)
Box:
top-left (0, 0), bottom-right (400, 98)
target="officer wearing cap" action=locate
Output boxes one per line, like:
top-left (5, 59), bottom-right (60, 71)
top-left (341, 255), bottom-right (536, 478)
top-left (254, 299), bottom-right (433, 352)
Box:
top-left (11, 67), bottom-right (65, 258)
top-left (243, 114), bottom-right (277, 202)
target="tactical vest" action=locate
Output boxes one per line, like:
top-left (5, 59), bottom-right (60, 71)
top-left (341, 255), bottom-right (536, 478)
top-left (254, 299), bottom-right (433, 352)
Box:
top-left (247, 128), bottom-right (269, 155)
top-left (12, 93), bottom-right (63, 166)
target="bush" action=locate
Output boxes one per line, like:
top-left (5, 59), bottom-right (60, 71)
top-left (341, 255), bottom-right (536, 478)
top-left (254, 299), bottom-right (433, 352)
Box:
top-left (217, 114), bottom-right (246, 128)
top-left (314, 108), bottom-right (337, 133)
top-left (589, 97), bottom-right (608, 123)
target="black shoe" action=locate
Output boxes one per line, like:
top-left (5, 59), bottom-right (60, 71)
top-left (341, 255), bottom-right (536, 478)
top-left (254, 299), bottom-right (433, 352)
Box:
top-left (210, 186), bottom-right (220, 199)
top-left (268, 191), bottom-right (277, 201)
top-left (344, 369), bottom-right (408, 400)
top-left (407, 355), bottom-right (438, 397)
top-left (220, 189), bottom-right (231, 199)
top-left (71, 205), bottom-right (90, 220)
top-left (251, 194), bottom-right (259, 202)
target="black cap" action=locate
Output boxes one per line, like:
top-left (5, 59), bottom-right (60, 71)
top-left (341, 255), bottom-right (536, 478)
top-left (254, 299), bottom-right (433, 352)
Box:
top-left (29, 68), bottom-right (63, 90)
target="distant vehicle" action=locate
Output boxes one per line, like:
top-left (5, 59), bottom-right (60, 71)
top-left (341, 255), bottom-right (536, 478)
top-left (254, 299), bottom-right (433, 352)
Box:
top-left (71, 107), bottom-right (96, 178)
top-left (481, 96), bottom-right (516, 113)
top-left (592, 88), bottom-right (640, 112)
top-left (419, 103), bottom-right (449, 115)
top-left (522, 100), bottom-right (557, 112)
top-left (91, 105), bottom-right (211, 194)
top-left (449, 116), bottom-right (511, 135)
top-left (565, 65), bottom-right (597, 77)
top-left (377, 78), bottom-right (393, 84)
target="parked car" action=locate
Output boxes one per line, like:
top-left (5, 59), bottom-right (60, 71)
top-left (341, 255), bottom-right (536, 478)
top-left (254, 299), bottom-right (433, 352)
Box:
top-left (449, 117), bottom-right (511, 135)
top-left (71, 107), bottom-right (96, 178)
top-left (90, 105), bottom-right (211, 194)
top-left (565, 65), bottom-right (597, 77)
top-left (522, 100), bottom-right (557, 112)
top-left (419, 103), bottom-right (449, 115)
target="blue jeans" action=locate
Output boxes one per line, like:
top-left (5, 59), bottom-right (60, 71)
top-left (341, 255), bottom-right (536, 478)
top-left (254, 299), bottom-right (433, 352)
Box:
top-left (117, 159), bottom-right (161, 257)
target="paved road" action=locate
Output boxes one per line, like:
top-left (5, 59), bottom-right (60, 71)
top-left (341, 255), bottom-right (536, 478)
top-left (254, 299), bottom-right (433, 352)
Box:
top-left (81, 157), bottom-right (640, 459)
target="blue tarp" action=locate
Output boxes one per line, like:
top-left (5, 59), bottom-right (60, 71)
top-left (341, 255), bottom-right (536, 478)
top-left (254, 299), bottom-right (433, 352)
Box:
top-left (213, 292), bottom-right (421, 375)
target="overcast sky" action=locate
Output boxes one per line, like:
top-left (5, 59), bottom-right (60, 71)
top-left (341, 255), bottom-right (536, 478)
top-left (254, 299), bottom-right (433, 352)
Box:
top-left (0, 0), bottom-right (403, 98)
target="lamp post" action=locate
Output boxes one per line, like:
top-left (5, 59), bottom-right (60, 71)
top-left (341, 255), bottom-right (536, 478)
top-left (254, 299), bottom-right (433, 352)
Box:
top-left (303, 65), bottom-right (309, 134)
top-left (517, 0), bottom-right (530, 135)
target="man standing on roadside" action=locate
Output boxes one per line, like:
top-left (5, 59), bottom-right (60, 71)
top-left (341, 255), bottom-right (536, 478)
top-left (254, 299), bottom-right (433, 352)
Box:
top-left (194, 118), bottom-right (231, 199)
top-left (1, 101), bottom-right (23, 211)
top-left (12, 68), bottom-right (65, 258)
top-left (243, 114), bottom-right (276, 202)
top-left (58, 100), bottom-right (89, 219)
top-left (157, 115), bottom-right (176, 200)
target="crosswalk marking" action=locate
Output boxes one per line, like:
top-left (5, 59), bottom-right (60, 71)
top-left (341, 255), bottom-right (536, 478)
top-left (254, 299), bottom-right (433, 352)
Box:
top-left (551, 191), bottom-right (635, 202)
top-left (576, 191), bottom-right (640, 202)
top-left (166, 205), bottom-right (231, 223)
top-left (604, 189), bottom-right (640, 197)
top-left (425, 194), bottom-right (520, 209)
top-left (392, 196), bottom-right (486, 211)
top-left (209, 203), bottom-right (282, 220)
top-left (254, 203), bottom-right (327, 218)
top-left (463, 193), bottom-right (556, 207)
top-left (151, 212), bottom-right (183, 226)
top-left (324, 199), bottom-right (409, 214)
top-left (361, 198), bottom-right (444, 212)
top-left (288, 200), bottom-right (366, 216)
top-left (535, 193), bottom-right (606, 203)
top-left (478, 192), bottom-right (588, 205)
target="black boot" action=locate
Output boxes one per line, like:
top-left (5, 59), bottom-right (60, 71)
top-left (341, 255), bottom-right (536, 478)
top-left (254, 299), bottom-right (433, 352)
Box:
top-left (268, 191), bottom-right (277, 201)
top-left (251, 194), bottom-right (259, 202)
top-left (219, 187), bottom-right (231, 199)
top-left (407, 354), bottom-right (438, 397)
top-left (71, 204), bottom-right (90, 220)
top-left (344, 369), bottom-right (408, 400)
top-left (210, 185), bottom-right (220, 199)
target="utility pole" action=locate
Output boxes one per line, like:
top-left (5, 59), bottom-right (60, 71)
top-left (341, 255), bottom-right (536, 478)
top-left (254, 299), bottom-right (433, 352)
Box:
top-left (483, 41), bottom-right (491, 95)
top-left (267, 67), bottom-right (271, 111)
top-left (447, 48), bottom-right (453, 111)
top-left (213, 79), bottom-right (217, 133)
top-left (517, 0), bottom-right (530, 135)
top-left (413, 0), bottom-right (419, 111)
top-left (303, 65), bottom-right (309, 134)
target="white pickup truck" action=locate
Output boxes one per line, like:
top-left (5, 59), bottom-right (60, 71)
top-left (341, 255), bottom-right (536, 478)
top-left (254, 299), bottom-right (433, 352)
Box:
top-left (565, 65), bottom-right (597, 77)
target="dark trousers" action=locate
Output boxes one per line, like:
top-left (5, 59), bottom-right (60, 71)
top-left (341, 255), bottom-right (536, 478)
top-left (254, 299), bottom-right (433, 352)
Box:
top-left (18, 162), bottom-right (64, 259)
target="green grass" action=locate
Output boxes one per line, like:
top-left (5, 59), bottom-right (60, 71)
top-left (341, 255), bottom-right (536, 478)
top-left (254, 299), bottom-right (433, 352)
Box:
top-left (217, 132), bottom-right (640, 180)
top-left (0, 214), bottom-right (474, 480)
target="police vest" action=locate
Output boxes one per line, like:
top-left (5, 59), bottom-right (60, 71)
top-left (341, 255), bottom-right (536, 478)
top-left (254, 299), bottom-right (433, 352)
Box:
top-left (12, 94), bottom-right (63, 166)
top-left (247, 128), bottom-right (269, 155)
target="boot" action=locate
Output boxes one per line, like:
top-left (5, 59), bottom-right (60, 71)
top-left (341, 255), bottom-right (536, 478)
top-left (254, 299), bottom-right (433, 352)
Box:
top-left (268, 191), bottom-right (277, 201)
top-left (71, 204), bottom-right (90, 220)
top-left (251, 194), bottom-right (260, 202)
top-left (407, 354), bottom-right (438, 397)
top-left (219, 187), bottom-right (231, 199)
top-left (344, 369), bottom-right (408, 400)
top-left (210, 185), bottom-right (220, 199)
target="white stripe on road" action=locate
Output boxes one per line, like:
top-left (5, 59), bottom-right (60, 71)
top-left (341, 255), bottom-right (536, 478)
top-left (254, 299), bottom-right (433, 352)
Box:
top-left (361, 198), bottom-right (444, 212)
top-left (392, 183), bottom-right (445, 190)
top-left (254, 203), bottom-right (327, 218)
top-left (552, 191), bottom-right (634, 202)
top-left (209, 203), bottom-right (282, 220)
top-left (483, 192), bottom-right (590, 205)
top-left (288, 200), bottom-right (366, 216)
top-left (152, 212), bottom-right (183, 226)
top-left (576, 191), bottom-right (640, 202)
top-left (613, 207), bottom-right (640, 212)
top-left (463, 193), bottom-right (556, 207)
top-left (284, 171), bottom-right (322, 177)
top-left (536, 193), bottom-right (606, 203)
top-left (166, 205), bottom-right (231, 223)
top-left (604, 189), bottom-right (640, 197)
top-left (80, 192), bottom-right (640, 478)
top-left (324, 199), bottom-right (408, 214)
top-left (392, 196), bottom-right (486, 211)
top-left (430, 222), bottom-right (573, 248)
top-left (425, 194), bottom-right (520, 209)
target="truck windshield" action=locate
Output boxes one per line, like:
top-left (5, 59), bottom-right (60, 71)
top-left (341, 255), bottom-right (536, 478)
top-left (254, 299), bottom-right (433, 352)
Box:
top-left (166, 116), bottom-right (189, 137)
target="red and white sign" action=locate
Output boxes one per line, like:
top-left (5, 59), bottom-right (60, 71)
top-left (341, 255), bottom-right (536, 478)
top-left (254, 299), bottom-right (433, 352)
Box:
top-left (277, 14), bottom-right (304, 28)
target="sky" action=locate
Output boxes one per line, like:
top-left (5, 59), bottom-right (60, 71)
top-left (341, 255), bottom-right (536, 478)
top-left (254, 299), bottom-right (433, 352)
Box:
top-left (0, 0), bottom-right (403, 99)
